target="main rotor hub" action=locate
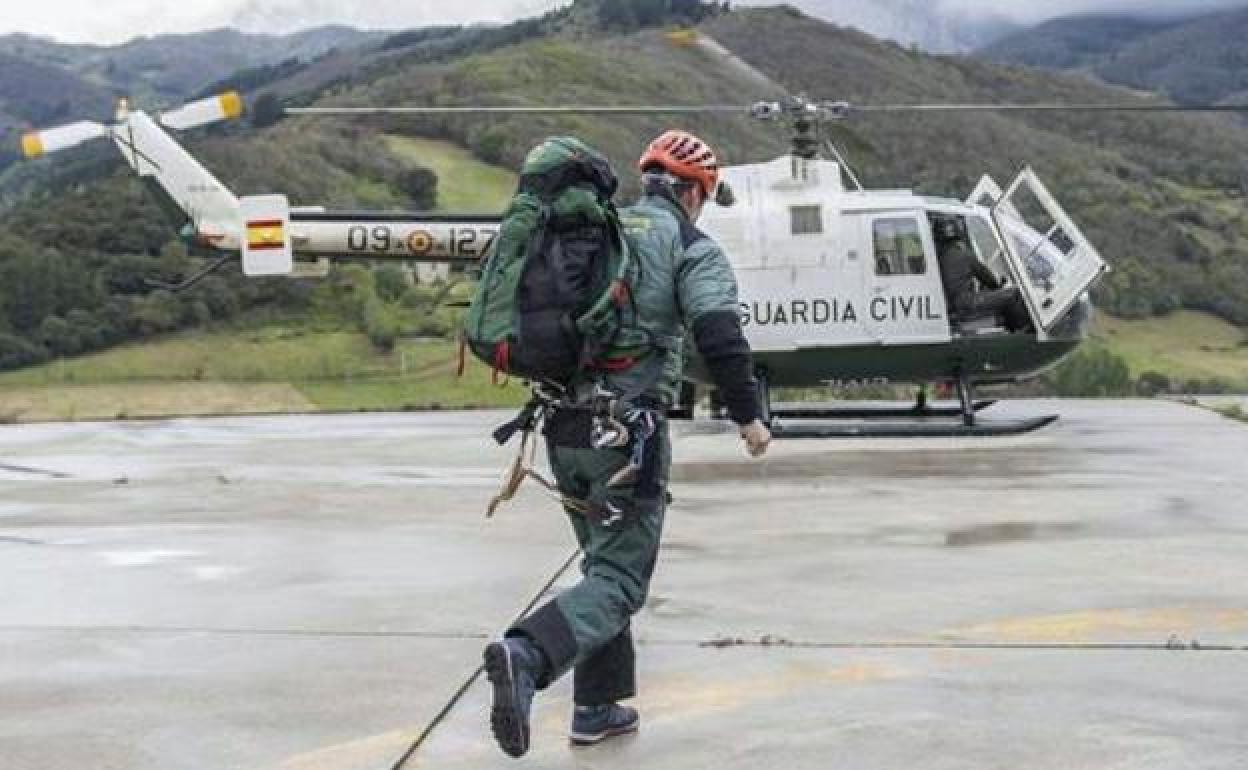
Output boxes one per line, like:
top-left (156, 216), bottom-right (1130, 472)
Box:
top-left (749, 96), bottom-right (848, 159)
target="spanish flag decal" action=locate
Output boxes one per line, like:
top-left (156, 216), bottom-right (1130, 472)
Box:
top-left (247, 219), bottom-right (286, 251)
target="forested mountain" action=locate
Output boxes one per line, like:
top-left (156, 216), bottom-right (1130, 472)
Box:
top-left (0, 26), bottom-right (384, 104)
top-left (0, 26), bottom-right (384, 182)
top-left (980, 7), bottom-right (1248, 106)
top-left (2, 0), bottom-right (1247, 373)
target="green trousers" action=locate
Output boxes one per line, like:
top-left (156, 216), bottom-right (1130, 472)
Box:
top-left (510, 417), bottom-right (670, 706)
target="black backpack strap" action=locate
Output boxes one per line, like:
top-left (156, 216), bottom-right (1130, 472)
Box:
top-left (492, 396), bottom-right (544, 446)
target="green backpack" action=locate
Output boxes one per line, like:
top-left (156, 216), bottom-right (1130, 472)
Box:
top-left (464, 137), bottom-right (641, 387)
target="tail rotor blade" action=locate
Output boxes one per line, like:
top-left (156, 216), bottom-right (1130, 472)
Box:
top-left (20, 121), bottom-right (110, 159)
top-left (160, 91), bottom-right (245, 131)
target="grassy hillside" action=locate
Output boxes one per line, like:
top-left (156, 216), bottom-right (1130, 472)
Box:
top-left (1093, 311), bottom-right (1248, 387)
top-left (0, 323), bottom-right (525, 422)
top-left (309, 31), bottom-right (788, 197)
top-left (383, 136), bottom-right (517, 212)
top-left (2, 0), bottom-right (1248, 416)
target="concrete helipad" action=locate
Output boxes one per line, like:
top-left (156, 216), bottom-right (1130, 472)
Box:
top-left (1, 400), bottom-right (1246, 769)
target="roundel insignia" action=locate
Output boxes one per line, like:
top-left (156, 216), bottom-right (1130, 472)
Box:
top-left (407, 230), bottom-right (434, 255)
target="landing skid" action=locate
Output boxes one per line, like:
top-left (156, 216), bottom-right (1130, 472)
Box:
top-left (746, 371), bottom-right (1058, 439)
top-left (770, 400), bottom-right (998, 420)
top-left (769, 414), bottom-right (1058, 439)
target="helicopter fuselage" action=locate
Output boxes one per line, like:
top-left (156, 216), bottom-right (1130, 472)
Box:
top-left (261, 155), bottom-right (1102, 391)
top-left (39, 106), bottom-right (1104, 394)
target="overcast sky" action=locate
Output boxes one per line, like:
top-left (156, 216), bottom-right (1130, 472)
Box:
top-left (3, 0), bottom-right (1246, 44)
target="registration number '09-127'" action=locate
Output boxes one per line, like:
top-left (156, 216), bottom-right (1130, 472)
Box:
top-left (345, 225), bottom-right (498, 258)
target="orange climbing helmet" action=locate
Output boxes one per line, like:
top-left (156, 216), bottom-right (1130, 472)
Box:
top-left (638, 130), bottom-right (720, 198)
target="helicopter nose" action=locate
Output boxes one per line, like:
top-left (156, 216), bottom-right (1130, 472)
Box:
top-left (1050, 295), bottom-right (1094, 339)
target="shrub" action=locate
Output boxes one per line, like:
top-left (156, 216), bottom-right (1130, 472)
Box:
top-left (1046, 347), bottom-right (1134, 397)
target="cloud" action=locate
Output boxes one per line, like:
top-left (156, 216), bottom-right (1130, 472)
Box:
top-left (3, 0), bottom-right (1247, 44)
top-left (936, 0), bottom-right (1248, 23)
top-left (1, 0), bottom-right (567, 43)
top-left (226, 0), bottom-right (561, 35)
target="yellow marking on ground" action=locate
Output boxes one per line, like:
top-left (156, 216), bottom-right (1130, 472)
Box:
top-left (949, 607), bottom-right (1248, 643)
top-left (638, 660), bottom-right (907, 721)
top-left (275, 730), bottom-right (413, 770)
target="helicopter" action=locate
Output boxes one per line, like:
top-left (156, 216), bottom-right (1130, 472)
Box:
top-left (18, 91), bottom-right (1248, 436)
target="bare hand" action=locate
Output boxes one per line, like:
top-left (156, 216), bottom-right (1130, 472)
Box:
top-left (739, 419), bottom-right (772, 458)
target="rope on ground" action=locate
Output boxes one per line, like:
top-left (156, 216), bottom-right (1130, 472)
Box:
top-left (389, 548), bottom-right (583, 770)
top-left (645, 636), bottom-right (1248, 652)
top-left (0, 462), bottom-right (73, 479)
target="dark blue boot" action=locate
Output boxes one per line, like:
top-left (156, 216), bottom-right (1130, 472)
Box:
top-left (569, 703), bottom-right (640, 746)
top-left (484, 637), bottom-right (545, 758)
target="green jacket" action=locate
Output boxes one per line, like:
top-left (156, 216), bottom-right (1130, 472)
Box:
top-left (595, 192), bottom-right (743, 405)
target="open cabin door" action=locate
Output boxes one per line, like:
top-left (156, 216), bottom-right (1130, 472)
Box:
top-left (982, 169), bottom-right (1107, 335)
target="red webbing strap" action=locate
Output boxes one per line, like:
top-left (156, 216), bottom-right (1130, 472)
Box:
top-left (492, 341), bottom-right (511, 387)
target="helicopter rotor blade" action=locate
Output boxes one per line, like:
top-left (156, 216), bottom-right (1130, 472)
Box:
top-left (846, 103), bottom-right (1248, 114)
top-left (286, 105), bottom-right (752, 116)
top-left (288, 100), bottom-right (1248, 122)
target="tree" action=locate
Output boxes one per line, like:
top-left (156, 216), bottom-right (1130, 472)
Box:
top-left (252, 92), bottom-right (285, 129)
top-left (38, 315), bottom-right (80, 357)
top-left (0, 333), bottom-right (48, 371)
top-left (363, 298), bottom-right (402, 352)
top-left (397, 168), bottom-right (438, 210)
top-left (374, 266), bottom-right (410, 303)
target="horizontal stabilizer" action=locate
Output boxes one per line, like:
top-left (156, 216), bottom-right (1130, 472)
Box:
top-left (160, 92), bottom-right (245, 131)
top-left (20, 121), bottom-right (109, 159)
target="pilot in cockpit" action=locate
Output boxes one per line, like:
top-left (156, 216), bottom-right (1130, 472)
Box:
top-left (931, 214), bottom-right (1030, 332)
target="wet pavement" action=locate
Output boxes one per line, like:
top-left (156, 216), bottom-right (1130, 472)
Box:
top-left (1, 401), bottom-right (1246, 769)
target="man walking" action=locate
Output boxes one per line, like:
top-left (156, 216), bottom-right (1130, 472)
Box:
top-left (484, 130), bottom-right (771, 758)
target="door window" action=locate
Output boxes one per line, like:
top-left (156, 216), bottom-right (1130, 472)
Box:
top-left (873, 217), bottom-right (927, 275)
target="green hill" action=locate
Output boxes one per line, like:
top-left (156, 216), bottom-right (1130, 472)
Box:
top-left (0, 324), bottom-right (525, 423)
top-left (1, 0), bottom-right (1247, 407)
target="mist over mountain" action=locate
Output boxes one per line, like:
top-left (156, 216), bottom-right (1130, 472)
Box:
top-left (757, 0), bottom-right (1016, 51)
top-left (980, 6), bottom-right (1248, 105)
top-left (0, 26), bottom-right (383, 105)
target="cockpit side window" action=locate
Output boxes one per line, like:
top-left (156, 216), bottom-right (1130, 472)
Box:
top-left (967, 216), bottom-right (1006, 274)
top-left (873, 217), bottom-right (927, 275)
